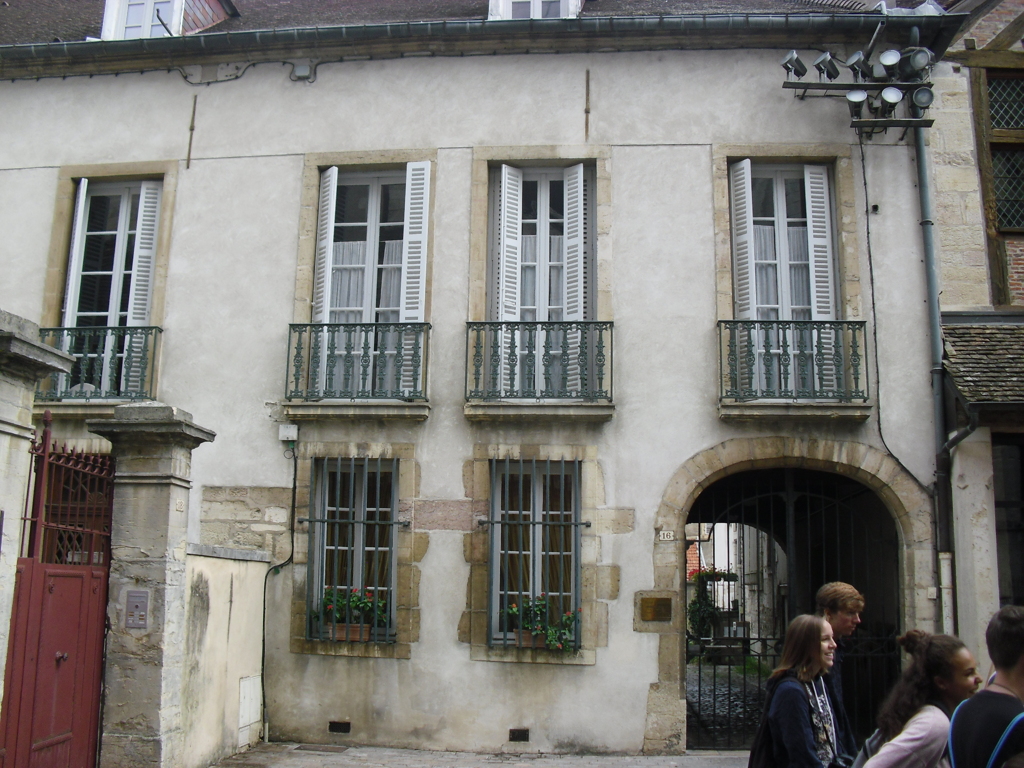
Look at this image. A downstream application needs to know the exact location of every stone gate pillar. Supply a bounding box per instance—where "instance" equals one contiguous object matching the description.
[88,403,214,768]
[0,310,73,712]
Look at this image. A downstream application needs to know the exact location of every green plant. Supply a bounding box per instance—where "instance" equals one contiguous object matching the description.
[502,594,581,653]
[319,587,388,627]
[687,591,719,639]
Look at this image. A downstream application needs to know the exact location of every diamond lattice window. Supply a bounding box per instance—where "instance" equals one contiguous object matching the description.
[989,78,1024,129]
[993,149,1024,230]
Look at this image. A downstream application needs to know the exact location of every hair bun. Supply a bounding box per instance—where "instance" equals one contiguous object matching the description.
[898,629,930,655]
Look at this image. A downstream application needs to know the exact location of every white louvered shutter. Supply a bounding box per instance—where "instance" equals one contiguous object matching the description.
[127,181,161,326]
[122,181,162,394]
[497,165,523,396]
[729,160,758,398]
[729,160,756,321]
[804,165,836,322]
[399,161,431,395]
[313,167,338,324]
[310,167,338,395]
[62,179,90,328]
[563,163,585,396]
[803,165,838,396]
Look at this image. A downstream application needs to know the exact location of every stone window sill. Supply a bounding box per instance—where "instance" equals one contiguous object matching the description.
[718,401,873,422]
[282,401,430,421]
[469,643,596,665]
[463,402,614,423]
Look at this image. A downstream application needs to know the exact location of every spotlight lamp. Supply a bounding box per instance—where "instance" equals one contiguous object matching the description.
[880,86,904,117]
[845,51,872,80]
[781,50,808,80]
[899,47,934,81]
[813,51,841,81]
[911,86,935,110]
[846,89,869,119]
[879,49,901,78]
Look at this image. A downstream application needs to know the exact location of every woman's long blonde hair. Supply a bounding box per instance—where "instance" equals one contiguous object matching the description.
[770,614,830,683]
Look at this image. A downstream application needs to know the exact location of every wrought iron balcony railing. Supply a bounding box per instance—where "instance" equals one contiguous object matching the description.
[37,326,161,401]
[718,320,868,402]
[286,323,430,401]
[466,321,613,401]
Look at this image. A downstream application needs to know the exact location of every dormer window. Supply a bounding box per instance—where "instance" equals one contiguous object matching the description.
[102,0,181,39]
[488,0,583,20]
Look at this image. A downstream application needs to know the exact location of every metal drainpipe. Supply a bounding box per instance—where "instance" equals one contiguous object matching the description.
[913,111,956,634]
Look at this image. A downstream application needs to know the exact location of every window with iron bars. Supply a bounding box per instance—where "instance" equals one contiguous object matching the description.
[307,458,400,643]
[488,459,583,651]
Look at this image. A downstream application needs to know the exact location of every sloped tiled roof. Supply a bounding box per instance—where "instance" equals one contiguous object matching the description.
[943,323,1024,403]
[0,0,955,46]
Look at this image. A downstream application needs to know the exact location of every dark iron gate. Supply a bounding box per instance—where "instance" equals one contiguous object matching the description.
[684,468,901,751]
[0,414,113,768]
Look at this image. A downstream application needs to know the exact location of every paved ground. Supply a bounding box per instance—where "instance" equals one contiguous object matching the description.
[212,743,749,768]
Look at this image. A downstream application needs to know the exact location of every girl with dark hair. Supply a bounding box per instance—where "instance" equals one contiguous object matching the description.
[748,614,839,768]
[864,630,981,767]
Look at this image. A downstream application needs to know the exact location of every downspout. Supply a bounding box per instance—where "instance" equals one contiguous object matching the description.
[911,55,956,633]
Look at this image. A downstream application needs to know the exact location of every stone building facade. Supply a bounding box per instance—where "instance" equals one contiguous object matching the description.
[0,0,1010,765]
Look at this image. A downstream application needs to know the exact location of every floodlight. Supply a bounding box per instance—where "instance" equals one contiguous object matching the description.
[879,49,901,78]
[880,86,904,117]
[911,86,934,109]
[813,52,841,81]
[899,48,934,80]
[845,51,872,80]
[781,50,808,79]
[846,89,869,118]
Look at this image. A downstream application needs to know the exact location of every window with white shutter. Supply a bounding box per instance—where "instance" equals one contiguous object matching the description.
[112,0,181,38]
[488,0,583,20]
[729,163,836,322]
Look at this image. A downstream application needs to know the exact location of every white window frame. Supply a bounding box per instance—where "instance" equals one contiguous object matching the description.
[488,459,581,648]
[730,160,837,322]
[102,0,183,39]
[488,0,583,20]
[313,162,430,326]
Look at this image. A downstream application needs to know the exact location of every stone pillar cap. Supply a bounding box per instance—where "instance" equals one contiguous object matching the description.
[0,309,74,383]
[88,401,216,448]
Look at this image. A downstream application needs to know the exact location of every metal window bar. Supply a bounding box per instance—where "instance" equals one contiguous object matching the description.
[683,468,900,751]
[286,323,430,401]
[466,321,612,401]
[481,458,587,651]
[305,457,404,644]
[718,320,867,402]
[36,326,161,401]
[22,412,114,566]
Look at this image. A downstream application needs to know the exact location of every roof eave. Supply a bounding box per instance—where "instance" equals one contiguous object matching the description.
[0,12,969,80]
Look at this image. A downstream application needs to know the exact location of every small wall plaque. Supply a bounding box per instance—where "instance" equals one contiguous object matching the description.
[126,590,149,629]
[640,597,672,622]
[657,530,675,541]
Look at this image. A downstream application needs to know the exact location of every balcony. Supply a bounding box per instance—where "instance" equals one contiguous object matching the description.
[283,323,430,421]
[464,321,614,422]
[36,326,161,402]
[717,320,871,421]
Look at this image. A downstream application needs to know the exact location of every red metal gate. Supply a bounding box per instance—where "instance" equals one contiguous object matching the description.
[0,413,113,768]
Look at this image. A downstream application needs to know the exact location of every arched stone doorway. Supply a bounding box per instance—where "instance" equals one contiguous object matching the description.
[684,468,900,750]
[640,437,934,755]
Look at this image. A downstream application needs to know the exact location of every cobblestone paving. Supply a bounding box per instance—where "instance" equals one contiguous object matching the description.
[212,743,749,768]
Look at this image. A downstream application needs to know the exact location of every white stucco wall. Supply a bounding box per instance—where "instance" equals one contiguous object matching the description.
[0,45,950,753]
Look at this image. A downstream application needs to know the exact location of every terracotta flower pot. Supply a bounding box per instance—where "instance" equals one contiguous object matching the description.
[329,623,372,642]
[512,630,548,649]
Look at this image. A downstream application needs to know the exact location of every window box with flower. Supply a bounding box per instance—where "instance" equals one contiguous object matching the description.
[501,594,582,653]
[317,587,390,643]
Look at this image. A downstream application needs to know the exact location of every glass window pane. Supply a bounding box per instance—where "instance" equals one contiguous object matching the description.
[549,180,564,219]
[784,178,806,219]
[752,178,774,219]
[380,184,406,224]
[522,181,538,221]
[77,275,112,316]
[87,195,121,233]
[337,185,370,224]
[511,1,531,18]
[82,235,117,273]
[541,0,561,17]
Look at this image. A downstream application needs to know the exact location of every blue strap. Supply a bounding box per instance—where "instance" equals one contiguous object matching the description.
[986,712,1024,768]
[948,700,967,768]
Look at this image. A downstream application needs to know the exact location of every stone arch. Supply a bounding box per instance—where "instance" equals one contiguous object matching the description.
[642,436,935,754]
